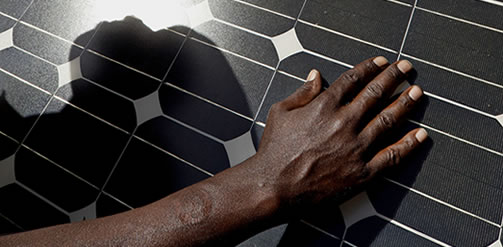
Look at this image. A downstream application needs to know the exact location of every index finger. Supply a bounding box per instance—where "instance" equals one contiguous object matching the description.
[318,56,389,107]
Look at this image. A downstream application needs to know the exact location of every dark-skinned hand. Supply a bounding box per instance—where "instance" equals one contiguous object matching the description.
[252,56,427,212]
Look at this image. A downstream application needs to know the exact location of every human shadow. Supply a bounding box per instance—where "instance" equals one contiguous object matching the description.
[0,16,259,238]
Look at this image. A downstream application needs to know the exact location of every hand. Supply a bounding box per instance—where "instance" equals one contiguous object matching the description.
[253,57,428,212]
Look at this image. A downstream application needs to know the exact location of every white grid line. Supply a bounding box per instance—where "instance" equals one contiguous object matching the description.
[95,127,138,202]
[385,0,413,7]
[0,212,24,231]
[300,219,342,241]
[0,11,17,21]
[165,28,189,38]
[401,53,503,89]
[17,20,85,49]
[10,0,35,30]
[20,144,101,191]
[157,29,192,89]
[339,228,348,247]
[249,0,308,126]
[15,181,70,216]
[81,77,134,103]
[86,49,162,82]
[378,213,451,246]
[0,66,52,96]
[164,81,255,122]
[133,135,215,177]
[250,64,281,126]
[13,45,57,66]
[384,178,500,227]
[277,70,306,81]
[397,0,418,60]
[303,49,354,69]
[214,18,272,40]
[343,240,358,247]
[52,95,129,134]
[478,0,503,7]
[232,0,296,21]
[188,36,276,70]
[298,19,398,54]
[408,119,502,156]
[12,92,56,156]
[100,191,134,210]
[415,6,503,34]
[424,91,498,119]
[0,130,19,145]
[161,114,223,144]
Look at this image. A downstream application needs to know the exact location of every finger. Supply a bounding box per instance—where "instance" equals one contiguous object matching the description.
[359,85,423,145]
[319,56,388,107]
[348,60,413,120]
[280,69,323,110]
[366,128,428,174]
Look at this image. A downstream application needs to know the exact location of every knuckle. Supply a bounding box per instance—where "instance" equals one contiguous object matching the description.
[356,165,372,181]
[270,102,284,112]
[398,94,413,108]
[363,59,378,72]
[386,66,403,79]
[299,83,312,92]
[404,137,415,148]
[366,82,385,98]
[341,69,360,85]
[377,111,396,129]
[386,148,401,166]
[322,88,341,106]
[313,100,326,113]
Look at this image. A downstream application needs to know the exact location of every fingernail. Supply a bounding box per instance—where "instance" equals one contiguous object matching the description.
[415,128,428,143]
[408,86,423,101]
[373,56,388,67]
[397,60,413,73]
[306,69,318,83]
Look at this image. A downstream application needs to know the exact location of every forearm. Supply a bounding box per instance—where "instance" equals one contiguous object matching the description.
[0,155,281,247]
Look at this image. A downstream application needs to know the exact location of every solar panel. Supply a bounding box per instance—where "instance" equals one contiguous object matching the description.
[0,0,501,246]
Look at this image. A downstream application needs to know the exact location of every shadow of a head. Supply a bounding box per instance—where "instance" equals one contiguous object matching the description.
[61,15,260,187]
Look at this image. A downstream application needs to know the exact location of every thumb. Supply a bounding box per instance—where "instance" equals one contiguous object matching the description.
[281,69,322,110]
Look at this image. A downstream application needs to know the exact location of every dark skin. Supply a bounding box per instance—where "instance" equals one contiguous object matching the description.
[0,57,427,246]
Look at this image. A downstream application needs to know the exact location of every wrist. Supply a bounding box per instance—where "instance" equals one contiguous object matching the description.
[239,154,286,222]
[213,154,283,223]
